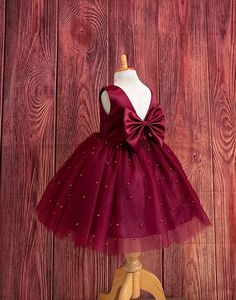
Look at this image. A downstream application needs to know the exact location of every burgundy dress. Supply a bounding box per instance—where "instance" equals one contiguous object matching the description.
[35,84,212,255]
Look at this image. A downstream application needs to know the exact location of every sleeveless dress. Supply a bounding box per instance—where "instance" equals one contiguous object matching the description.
[34,84,212,255]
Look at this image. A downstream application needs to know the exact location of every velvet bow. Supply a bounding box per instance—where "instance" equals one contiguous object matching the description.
[124,104,166,149]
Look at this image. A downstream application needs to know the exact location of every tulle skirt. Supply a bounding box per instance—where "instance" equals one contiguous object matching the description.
[34,132,212,255]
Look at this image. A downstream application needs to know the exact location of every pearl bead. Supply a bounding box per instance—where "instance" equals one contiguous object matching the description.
[76,223,79,226]
[114,160,117,163]
[49,199,52,202]
[156,163,159,167]
[80,173,83,176]
[129,195,132,198]
[60,205,63,208]
[91,152,94,154]
[116,223,119,226]
[127,182,130,185]
[97,213,100,217]
[58,181,62,184]
[147,148,150,151]
[140,224,143,227]
[69,184,72,187]
[82,151,85,154]
[105,161,110,164]
[192,200,195,203]
[148,196,151,198]
[95,181,99,184]
[105,185,108,188]
[175,179,179,183]
[92,234,95,237]
[82,195,86,198]
[92,146,95,149]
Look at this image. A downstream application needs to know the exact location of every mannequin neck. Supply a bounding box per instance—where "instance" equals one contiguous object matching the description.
[114,70,142,86]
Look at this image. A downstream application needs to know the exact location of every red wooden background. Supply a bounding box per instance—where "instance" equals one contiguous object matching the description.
[0,1,235,299]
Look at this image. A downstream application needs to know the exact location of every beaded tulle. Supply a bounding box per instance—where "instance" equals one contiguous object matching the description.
[34,84,212,255]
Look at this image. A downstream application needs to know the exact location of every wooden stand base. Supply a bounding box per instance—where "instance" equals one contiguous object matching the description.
[98,252,166,300]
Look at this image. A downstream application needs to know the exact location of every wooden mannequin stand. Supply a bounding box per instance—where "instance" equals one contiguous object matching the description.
[99,252,166,300]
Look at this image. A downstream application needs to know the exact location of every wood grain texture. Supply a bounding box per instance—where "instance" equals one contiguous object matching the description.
[159,1,217,300]
[158,1,216,299]
[0,0,235,299]
[207,0,236,298]
[0,0,57,299]
[53,1,109,300]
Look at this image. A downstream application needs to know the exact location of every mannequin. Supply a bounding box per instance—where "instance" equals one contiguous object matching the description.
[100,70,152,121]
[99,54,166,300]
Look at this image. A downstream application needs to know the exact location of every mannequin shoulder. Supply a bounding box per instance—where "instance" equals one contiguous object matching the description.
[100,89,111,114]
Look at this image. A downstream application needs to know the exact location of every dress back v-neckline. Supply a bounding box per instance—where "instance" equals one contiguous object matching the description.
[112,84,153,121]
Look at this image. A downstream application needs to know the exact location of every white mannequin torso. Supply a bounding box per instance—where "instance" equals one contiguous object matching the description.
[100,70,151,121]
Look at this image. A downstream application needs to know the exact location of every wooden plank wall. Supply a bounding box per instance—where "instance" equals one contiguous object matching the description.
[0,0,235,299]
